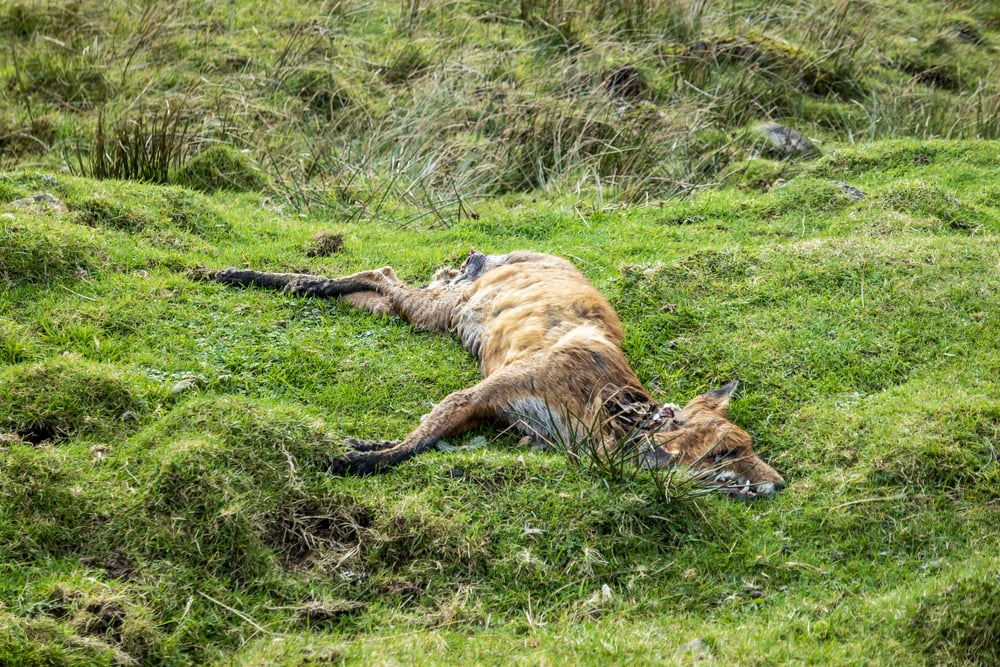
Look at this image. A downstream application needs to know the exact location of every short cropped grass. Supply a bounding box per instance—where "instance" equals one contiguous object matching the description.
[2,2,999,664]
[0,138,997,664]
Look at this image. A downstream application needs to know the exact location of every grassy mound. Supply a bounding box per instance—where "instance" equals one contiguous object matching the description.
[904,558,1000,665]
[176,145,267,194]
[1,0,999,208]
[0,139,996,663]
[0,213,97,285]
[0,356,150,443]
[72,186,230,237]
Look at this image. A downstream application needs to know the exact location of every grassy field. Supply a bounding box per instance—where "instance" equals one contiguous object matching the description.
[3,0,1000,204]
[2,1,1000,665]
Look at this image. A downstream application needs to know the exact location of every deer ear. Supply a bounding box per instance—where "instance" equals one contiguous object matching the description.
[700,380,739,415]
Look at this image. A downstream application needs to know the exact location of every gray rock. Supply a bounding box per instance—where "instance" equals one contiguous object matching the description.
[9,192,68,213]
[755,122,818,157]
[834,181,865,200]
[675,637,712,659]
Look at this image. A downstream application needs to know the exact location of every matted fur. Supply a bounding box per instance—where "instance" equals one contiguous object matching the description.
[214,250,784,499]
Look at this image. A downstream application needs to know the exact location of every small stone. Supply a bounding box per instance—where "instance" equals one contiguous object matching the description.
[754,122,818,157]
[834,181,866,201]
[675,638,712,658]
[170,377,200,395]
[9,192,68,213]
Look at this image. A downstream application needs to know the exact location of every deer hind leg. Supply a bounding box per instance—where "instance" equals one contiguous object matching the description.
[214,266,459,330]
[214,266,401,299]
[331,368,528,475]
[213,265,401,316]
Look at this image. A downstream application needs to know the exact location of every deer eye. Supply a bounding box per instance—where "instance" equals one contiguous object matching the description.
[714,449,738,463]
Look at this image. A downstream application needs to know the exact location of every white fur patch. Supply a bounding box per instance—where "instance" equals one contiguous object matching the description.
[455,306,487,359]
[503,397,570,446]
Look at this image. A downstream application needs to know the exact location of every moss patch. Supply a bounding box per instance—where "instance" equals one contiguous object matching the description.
[0,357,149,442]
[0,214,97,285]
[175,145,267,194]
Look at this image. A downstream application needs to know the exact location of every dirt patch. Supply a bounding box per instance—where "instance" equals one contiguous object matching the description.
[267,498,373,570]
[295,599,367,628]
[305,231,345,257]
[81,550,136,580]
[18,422,61,444]
[79,599,127,640]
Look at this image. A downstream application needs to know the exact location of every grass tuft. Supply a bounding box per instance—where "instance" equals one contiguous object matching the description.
[176,145,267,194]
[904,559,1000,665]
[0,357,148,443]
[10,51,112,110]
[1,0,999,206]
[72,105,194,184]
[382,44,433,85]
[282,67,354,120]
[304,231,346,257]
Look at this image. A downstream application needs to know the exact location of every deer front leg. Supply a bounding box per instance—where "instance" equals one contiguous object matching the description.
[343,438,398,452]
[330,368,529,475]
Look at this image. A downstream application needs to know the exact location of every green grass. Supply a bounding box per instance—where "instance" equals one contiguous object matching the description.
[1,138,998,664]
[2,0,999,664]
[2,0,1000,204]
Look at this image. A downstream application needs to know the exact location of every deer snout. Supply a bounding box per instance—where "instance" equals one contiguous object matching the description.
[753,477,786,498]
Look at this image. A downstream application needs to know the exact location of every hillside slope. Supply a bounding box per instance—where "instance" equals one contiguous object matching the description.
[2,0,1000,204]
[3,1,999,664]
[1,139,998,665]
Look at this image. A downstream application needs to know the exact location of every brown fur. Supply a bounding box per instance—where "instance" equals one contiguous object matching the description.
[214,250,785,499]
